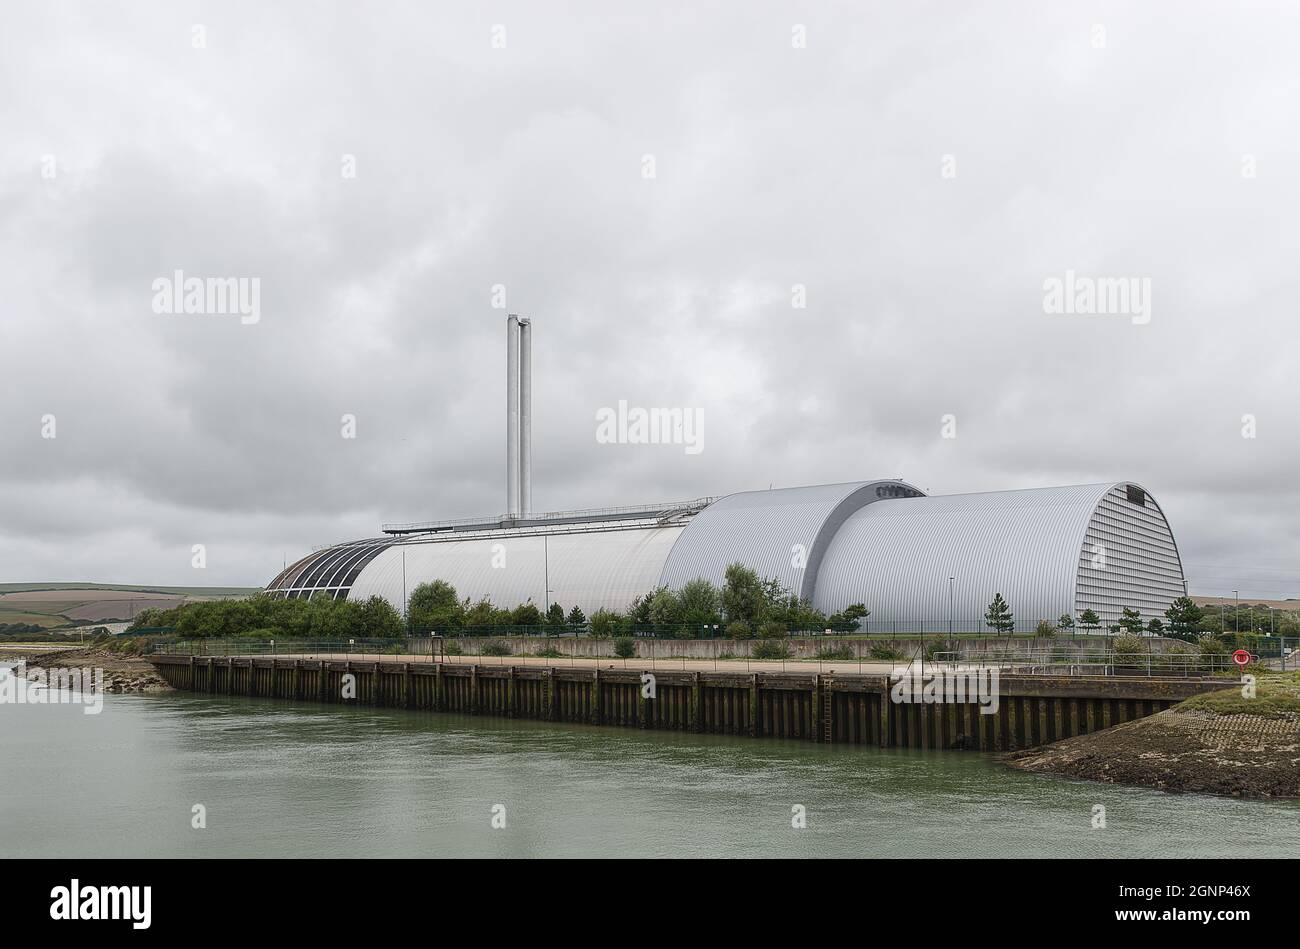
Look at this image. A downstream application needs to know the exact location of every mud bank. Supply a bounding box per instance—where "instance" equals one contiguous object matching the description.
[11,646,172,694]
[1005,676,1300,798]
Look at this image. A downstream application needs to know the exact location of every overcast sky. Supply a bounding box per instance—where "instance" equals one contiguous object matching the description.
[1,2,1297,598]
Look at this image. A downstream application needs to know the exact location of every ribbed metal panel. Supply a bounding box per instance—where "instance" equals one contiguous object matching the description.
[347,525,685,615]
[1075,483,1184,623]
[658,480,924,601]
[813,483,1137,630]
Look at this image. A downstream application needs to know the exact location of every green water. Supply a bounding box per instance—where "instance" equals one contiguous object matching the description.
[3,686,1298,858]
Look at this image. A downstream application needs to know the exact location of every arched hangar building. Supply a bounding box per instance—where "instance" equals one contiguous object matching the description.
[266,479,1186,632]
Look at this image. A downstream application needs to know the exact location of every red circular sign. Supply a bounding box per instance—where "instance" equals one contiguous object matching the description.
[1232,649,1251,667]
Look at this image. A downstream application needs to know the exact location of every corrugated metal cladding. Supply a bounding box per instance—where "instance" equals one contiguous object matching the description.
[267,479,1184,627]
[346,526,685,615]
[1075,484,1184,621]
[657,481,925,601]
[812,483,1184,629]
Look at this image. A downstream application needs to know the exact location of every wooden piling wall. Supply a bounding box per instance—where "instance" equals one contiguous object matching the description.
[149,655,1226,751]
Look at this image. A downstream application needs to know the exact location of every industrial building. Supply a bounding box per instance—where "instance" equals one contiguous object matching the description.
[265,318,1186,630]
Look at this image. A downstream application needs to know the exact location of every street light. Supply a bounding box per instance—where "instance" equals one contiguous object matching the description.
[948,577,955,638]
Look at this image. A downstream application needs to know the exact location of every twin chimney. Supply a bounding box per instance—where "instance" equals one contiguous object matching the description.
[506,315,532,517]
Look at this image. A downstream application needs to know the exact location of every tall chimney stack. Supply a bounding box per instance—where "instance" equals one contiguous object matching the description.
[518,317,532,516]
[506,315,521,516]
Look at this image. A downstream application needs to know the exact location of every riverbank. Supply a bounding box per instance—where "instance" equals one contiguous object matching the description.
[12,645,172,693]
[1005,672,1300,798]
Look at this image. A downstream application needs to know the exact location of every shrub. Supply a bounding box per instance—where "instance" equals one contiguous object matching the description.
[727,620,753,641]
[1111,634,1146,670]
[480,640,511,657]
[613,637,636,659]
[752,639,790,660]
[536,647,563,658]
[1034,620,1057,639]
[869,643,905,661]
[923,639,959,662]
[757,620,787,640]
[443,640,463,656]
[815,646,854,661]
[1112,633,1145,656]
[1199,636,1229,655]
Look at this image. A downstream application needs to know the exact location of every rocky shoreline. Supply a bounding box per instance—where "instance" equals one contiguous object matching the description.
[10,646,172,694]
[1005,680,1300,798]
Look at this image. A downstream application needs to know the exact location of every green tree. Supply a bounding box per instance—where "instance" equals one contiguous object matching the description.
[1163,596,1204,642]
[627,591,655,628]
[1146,617,1165,637]
[827,603,869,633]
[984,593,1014,633]
[1079,608,1101,632]
[1058,613,1075,631]
[1118,607,1144,635]
[722,563,766,626]
[589,609,620,639]
[765,593,828,633]
[463,597,503,628]
[546,603,566,628]
[510,603,543,627]
[648,587,683,627]
[677,577,722,630]
[357,595,404,639]
[407,580,464,630]
[566,605,586,627]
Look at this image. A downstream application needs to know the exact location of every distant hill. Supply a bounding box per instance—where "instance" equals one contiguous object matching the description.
[1191,595,1300,611]
[0,582,260,596]
[0,583,261,628]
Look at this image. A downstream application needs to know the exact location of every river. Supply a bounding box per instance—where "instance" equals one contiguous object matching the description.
[3,683,1297,858]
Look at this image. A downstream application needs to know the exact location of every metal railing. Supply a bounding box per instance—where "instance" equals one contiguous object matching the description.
[144,636,1284,681]
[929,649,1246,677]
[149,638,441,660]
[381,497,718,535]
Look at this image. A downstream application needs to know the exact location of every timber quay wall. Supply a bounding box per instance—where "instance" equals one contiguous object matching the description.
[148,655,1227,752]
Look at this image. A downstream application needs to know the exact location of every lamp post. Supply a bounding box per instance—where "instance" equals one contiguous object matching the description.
[948,577,955,638]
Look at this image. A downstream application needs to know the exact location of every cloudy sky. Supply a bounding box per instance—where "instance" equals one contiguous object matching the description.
[1,1,1297,598]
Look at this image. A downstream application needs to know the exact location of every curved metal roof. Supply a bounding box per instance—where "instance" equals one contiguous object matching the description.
[265,480,1184,630]
[346,525,685,615]
[265,537,397,599]
[812,482,1182,630]
[657,480,925,601]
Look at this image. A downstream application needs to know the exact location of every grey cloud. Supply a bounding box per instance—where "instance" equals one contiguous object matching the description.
[0,1,1297,595]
